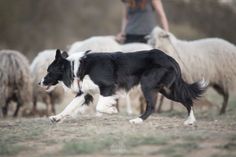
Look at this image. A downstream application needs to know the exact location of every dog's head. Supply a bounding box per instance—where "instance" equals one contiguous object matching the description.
[40,49,71,91]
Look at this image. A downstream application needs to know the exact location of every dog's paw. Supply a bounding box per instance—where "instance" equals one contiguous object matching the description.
[184,118,196,126]
[129,117,143,124]
[107,107,118,114]
[49,115,62,124]
[98,106,118,114]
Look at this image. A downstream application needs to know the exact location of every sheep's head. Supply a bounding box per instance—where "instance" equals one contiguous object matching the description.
[147,27,172,53]
[40,49,70,92]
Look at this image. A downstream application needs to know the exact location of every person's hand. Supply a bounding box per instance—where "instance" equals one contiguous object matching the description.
[115,32,125,44]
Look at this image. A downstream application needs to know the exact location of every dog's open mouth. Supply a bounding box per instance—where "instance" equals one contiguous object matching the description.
[45,85,51,90]
[41,84,53,92]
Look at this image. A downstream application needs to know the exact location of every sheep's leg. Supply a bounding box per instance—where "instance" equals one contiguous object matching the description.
[0,108,2,118]
[2,104,9,117]
[116,98,120,112]
[220,93,229,115]
[156,94,164,113]
[32,96,37,114]
[212,84,229,114]
[49,93,56,115]
[139,95,146,114]
[51,102,56,115]
[2,99,10,117]
[13,102,22,117]
[126,92,133,115]
[44,95,53,116]
[169,101,174,111]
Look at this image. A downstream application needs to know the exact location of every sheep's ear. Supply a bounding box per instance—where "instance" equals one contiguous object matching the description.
[62,51,69,58]
[55,49,62,59]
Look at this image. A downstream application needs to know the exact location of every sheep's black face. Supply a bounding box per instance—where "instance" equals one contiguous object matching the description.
[40,49,70,91]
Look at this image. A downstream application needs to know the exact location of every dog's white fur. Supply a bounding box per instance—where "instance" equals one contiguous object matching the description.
[184,108,196,125]
[49,74,118,123]
[129,117,143,124]
[67,52,87,78]
[96,95,118,114]
[49,93,87,123]
[49,75,99,123]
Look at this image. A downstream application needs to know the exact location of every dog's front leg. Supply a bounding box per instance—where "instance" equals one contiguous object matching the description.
[80,75,118,114]
[49,93,87,123]
[49,75,101,123]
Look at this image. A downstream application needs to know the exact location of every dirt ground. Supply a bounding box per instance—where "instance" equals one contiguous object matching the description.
[1,91,236,157]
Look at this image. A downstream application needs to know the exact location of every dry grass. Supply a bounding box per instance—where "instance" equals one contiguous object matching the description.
[1,90,236,157]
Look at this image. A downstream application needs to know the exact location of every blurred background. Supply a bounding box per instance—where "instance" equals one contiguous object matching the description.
[1,1,236,157]
[0,0,236,60]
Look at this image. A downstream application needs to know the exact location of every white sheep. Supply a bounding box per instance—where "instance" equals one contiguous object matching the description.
[68,36,121,54]
[148,26,236,114]
[31,50,65,115]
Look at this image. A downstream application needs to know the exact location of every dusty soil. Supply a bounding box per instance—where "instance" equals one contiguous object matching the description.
[1,89,236,157]
[1,104,236,157]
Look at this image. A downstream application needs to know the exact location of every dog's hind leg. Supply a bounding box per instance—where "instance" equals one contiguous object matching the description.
[130,89,157,124]
[184,106,196,125]
[130,68,166,124]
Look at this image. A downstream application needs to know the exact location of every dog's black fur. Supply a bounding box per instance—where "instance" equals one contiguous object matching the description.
[43,49,206,121]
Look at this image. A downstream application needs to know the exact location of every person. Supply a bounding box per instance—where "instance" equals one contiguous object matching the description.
[116,0,169,43]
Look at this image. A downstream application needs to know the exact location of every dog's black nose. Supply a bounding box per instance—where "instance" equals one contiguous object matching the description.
[38,82,41,85]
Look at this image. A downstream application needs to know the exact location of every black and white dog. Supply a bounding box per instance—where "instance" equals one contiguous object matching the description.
[41,49,207,125]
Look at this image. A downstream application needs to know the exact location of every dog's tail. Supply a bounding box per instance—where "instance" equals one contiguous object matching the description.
[174,78,208,105]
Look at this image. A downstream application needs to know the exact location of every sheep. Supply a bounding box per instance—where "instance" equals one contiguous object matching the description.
[68,36,153,114]
[0,50,32,117]
[148,26,236,114]
[31,49,64,116]
[68,36,121,54]
[121,42,153,52]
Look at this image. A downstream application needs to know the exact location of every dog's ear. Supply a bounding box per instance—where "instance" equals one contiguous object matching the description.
[85,50,91,55]
[55,49,62,59]
[80,50,91,61]
[62,68,73,88]
[62,51,69,58]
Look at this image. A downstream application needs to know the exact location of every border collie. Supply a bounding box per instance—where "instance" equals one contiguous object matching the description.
[40,49,207,125]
